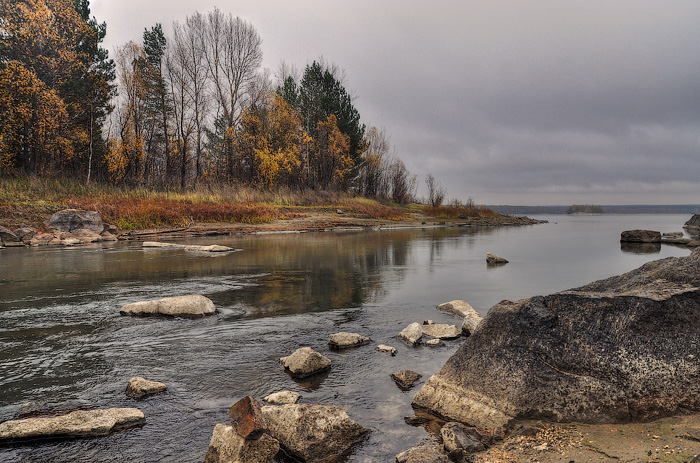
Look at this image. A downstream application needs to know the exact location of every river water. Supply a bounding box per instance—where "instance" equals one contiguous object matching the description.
[0,214,695,462]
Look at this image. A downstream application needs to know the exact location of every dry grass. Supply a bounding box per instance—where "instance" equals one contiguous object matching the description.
[423,205,500,219]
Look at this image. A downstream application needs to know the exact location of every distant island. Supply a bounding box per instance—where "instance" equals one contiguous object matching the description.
[566,204,604,214]
[487,204,700,215]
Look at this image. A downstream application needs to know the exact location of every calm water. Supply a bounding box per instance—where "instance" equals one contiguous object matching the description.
[0,214,695,462]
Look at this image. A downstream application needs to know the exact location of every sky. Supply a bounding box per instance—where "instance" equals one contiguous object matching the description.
[90,1,700,206]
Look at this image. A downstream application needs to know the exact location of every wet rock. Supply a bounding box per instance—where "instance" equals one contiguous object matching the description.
[396,443,450,463]
[0,408,144,442]
[61,237,81,246]
[413,247,700,428]
[328,332,371,349]
[125,376,167,398]
[71,228,102,243]
[391,370,422,391]
[261,404,369,462]
[204,423,280,463]
[486,253,508,264]
[661,236,691,245]
[684,214,700,231]
[228,396,267,440]
[262,391,300,405]
[377,344,398,355]
[279,347,331,378]
[620,229,661,243]
[421,324,462,340]
[663,231,684,238]
[437,300,475,318]
[46,209,104,234]
[398,323,423,346]
[425,339,444,347]
[441,422,485,454]
[120,294,217,317]
[142,241,235,252]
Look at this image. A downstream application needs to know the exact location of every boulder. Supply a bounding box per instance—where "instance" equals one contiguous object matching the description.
[279,347,331,378]
[328,332,371,349]
[437,300,476,318]
[377,344,398,356]
[391,370,422,391]
[0,408,144,442]
[486,253,508,264]
[684,214,700,230]
[440,422,485,454]
[261,404,369,462]
[398,323,423,346]
[204,423,280,463]
[228,396,267,440]
[71,228,102,243]
[421,324,462,340]
[413,247,700,429]
[0,225,19,243]
[262,391,300,405]
[46,209,104,234]
[125,376,167,398]
[396,443,450,463]
[620,229,661,243]
[30,233,55,247]
[14,227,36,243]
[120,295,217,317]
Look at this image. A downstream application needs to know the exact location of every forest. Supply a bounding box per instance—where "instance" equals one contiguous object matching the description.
[0,0,417,203]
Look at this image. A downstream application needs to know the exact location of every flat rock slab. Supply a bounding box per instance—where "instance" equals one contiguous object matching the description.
[261,404,369,462]
[120,294,217,317]
[204,424,279,463]
[279,347,331,378]
[398,323,423,346]
[391,370,422,391]
[0,408,144,442]
[620,229,661,243]
[142,241,235,252]
[262,391,300,405]
[328,332,371,349]
[421,324,462,339]
[125,377,167,398]
[437,300,475,318]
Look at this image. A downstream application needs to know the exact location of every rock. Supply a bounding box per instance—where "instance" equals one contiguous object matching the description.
[396,443,450,463]
[71,228,102,243]
[486,253,508,264]
[120,294,217,317]
[104,223,118,235]
[204,423,280,463]
[328,332,371,349]
[3,241,26,247]
[461,315,483,336]
[61,237,81,246]
[279,347,331,378]
[0,408,144,442]
[423,320,434,325]
[100,231,118,241]
[620,229,661,243]
[689,240,700,248]
[437,300,475,318]
[46,209,104,234]
[398,322,423,346]
[228,396,267,440]
[125,376,167,398]
[663,231,684,238]
[262,391,300,405]
[421,324,462,340]
[142,241,235,252]
[413,247,700,429]
[261,404,369,462]
[440,422,486,454]
[30,233,55,247]
[0,225,19,243]
[377,344,398,356]
[661,236,691,245]
[391,370,422,391]
[14,227,36,243]
[684,214,700,230]
[425,339,444,347]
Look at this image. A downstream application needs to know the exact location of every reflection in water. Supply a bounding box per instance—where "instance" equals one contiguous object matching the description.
[620,242,661,254]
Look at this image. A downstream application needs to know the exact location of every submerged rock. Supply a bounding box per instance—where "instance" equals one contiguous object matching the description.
[391,370,422,391]
[413,247,700,429]
[46,209,104,234]
[262,391,300,405]
[486,253,508,264]
[377,344,398,355]
[261,404,369,462]
[398,323,423,346]
[279,347,331,378]
[620,229,661,243]
[204,423,279,463]
[0,408,144,442]
[421,324,462,340]
[125,377,167,398]
[328,332,371,349]
[120,294,217,317]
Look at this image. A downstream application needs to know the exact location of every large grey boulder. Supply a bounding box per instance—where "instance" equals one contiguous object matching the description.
[46,209,104,234]
[413,247,700,429]
[620,229,661,243]
[279,347,331,378]
[204,423,280,463]
[120,295,216,317]
[261,404,369,462]
[0,408,144,442]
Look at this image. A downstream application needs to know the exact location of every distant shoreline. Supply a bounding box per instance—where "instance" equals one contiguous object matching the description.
[487,204,700,215]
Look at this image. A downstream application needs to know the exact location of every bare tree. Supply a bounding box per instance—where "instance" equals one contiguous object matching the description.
[389,159,416,204]
[426,173,446,207]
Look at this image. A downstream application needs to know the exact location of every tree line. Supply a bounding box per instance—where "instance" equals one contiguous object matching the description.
[0,1,418,203]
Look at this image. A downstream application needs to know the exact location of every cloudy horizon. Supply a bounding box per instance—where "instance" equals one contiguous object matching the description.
[91,0,700,206]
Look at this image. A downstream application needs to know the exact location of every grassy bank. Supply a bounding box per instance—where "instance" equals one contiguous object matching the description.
[0,176,498,232]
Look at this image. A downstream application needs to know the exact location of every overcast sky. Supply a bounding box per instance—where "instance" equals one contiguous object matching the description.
[91,1,700,205]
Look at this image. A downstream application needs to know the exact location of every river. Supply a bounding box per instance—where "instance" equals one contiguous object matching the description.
[0,214,695,462]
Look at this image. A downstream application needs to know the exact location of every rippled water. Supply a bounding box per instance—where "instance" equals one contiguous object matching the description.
[0,214,694,462]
